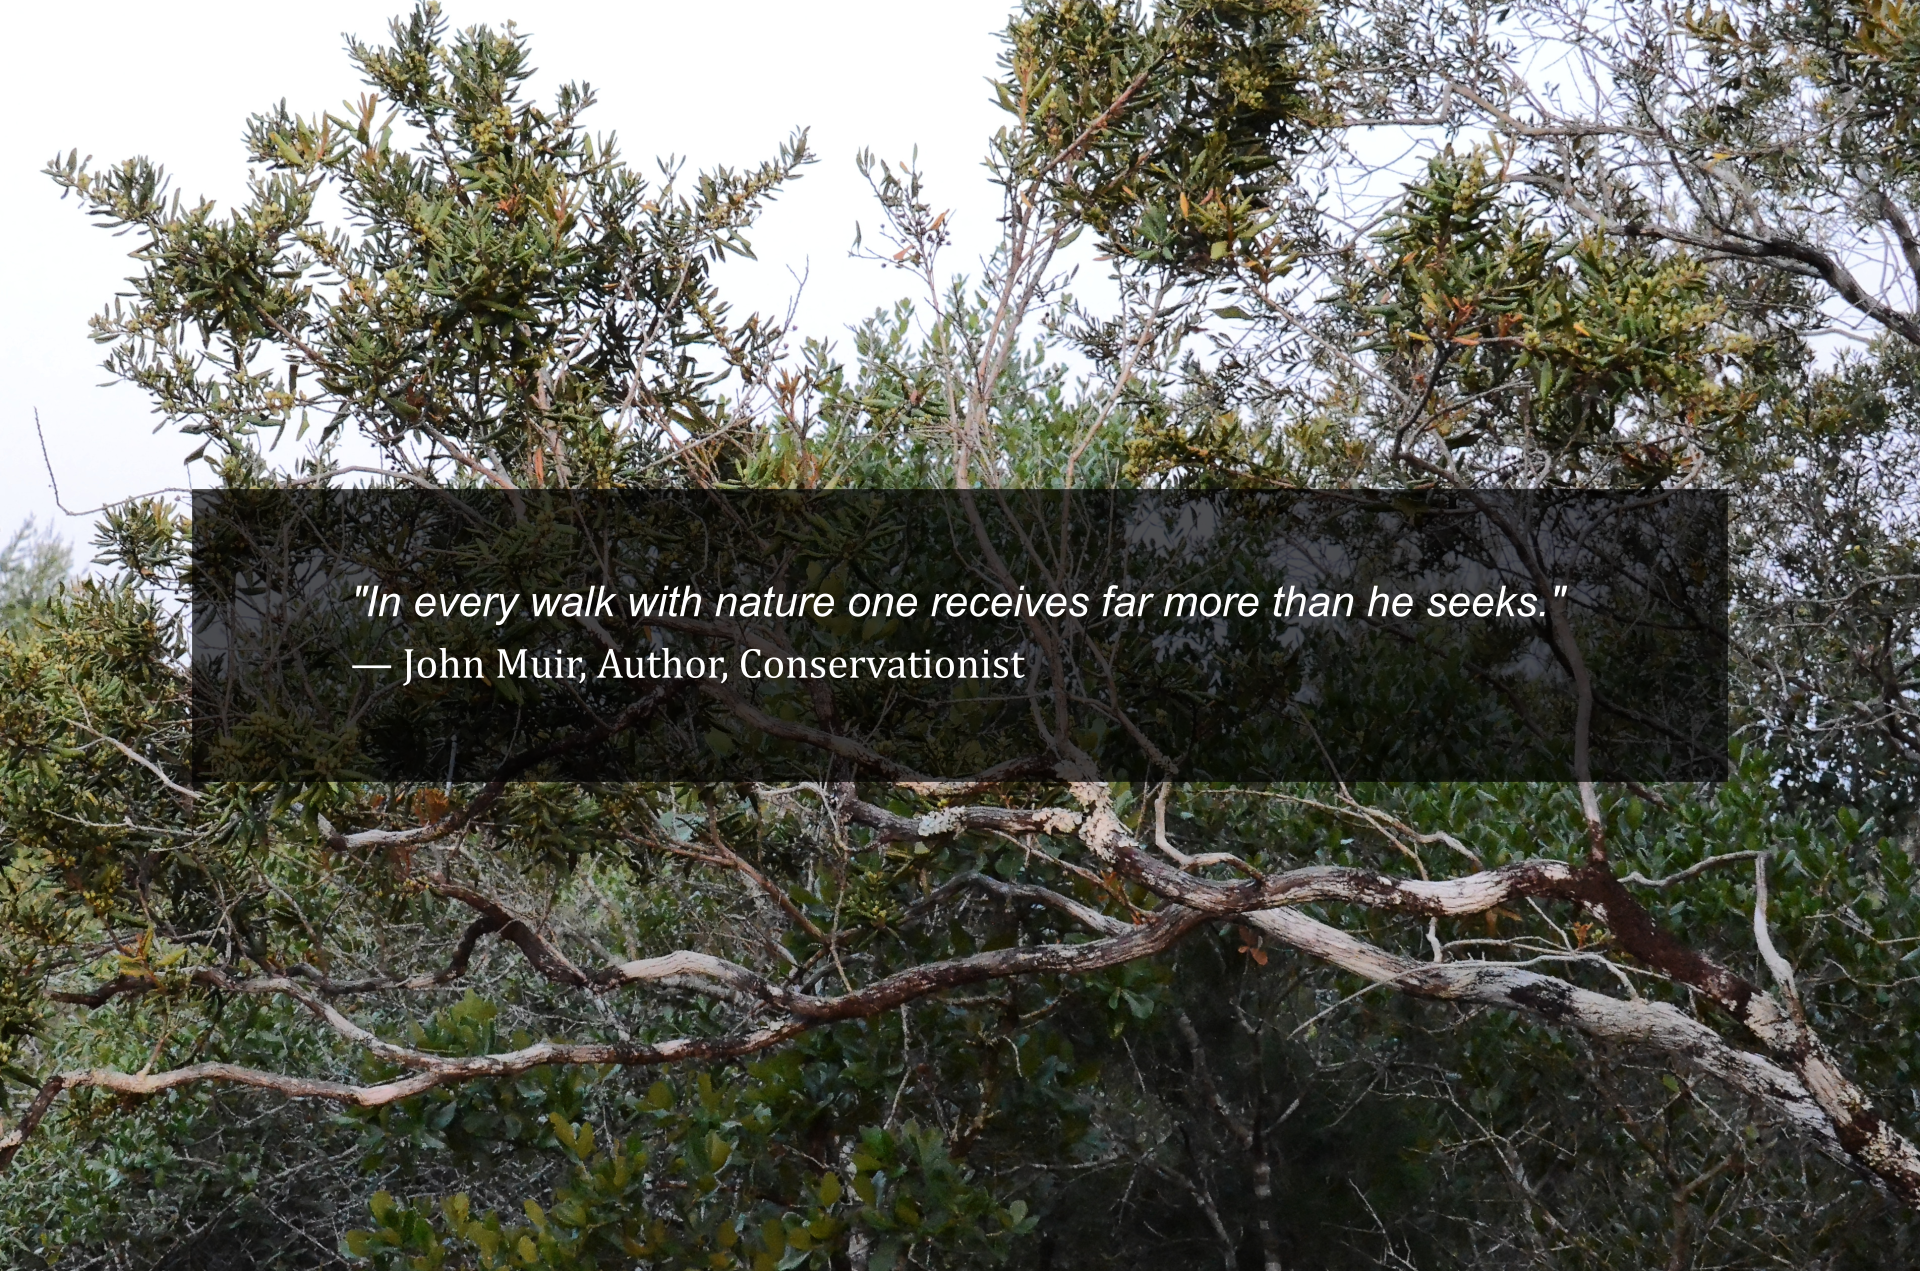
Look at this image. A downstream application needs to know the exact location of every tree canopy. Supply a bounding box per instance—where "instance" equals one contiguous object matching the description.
[4,2,1920,1268]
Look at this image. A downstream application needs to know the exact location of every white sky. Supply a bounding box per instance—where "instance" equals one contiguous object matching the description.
[1,1,1021,553]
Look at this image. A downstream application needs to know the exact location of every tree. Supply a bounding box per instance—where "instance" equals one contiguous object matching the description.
[45,3,809,492]
[0,519,71,640]
[6,2,1920,1268]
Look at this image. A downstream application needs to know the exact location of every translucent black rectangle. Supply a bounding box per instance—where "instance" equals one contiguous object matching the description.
[190,489,1728,783]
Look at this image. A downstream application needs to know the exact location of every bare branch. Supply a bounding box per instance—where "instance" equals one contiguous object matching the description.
[1621,851,1768,889]
[5,904,1208,1171]
[66,721,196,802]
[1624,221,1920,347]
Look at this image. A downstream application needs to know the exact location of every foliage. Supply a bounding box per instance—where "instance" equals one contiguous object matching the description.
[45,2,808,491]
[349,1075,1031,1271]
[1002,0,1324,276]
[0,519,72,640]
[6,0,1920,1267]
[1731,341,1920,815]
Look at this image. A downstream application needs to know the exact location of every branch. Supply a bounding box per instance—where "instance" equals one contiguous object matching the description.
[324,687,671,852]
[842,794,1085,843]
[46,914,505,1009]
[1624,220,1920,347]
[912,871,1133,937]
[1876,189,1920,300]
[0,1028,804,1172]
[1621,851,1766,889]
[693,821,830,944]
[1247,906,1845,1161]
[427,880,592,987]
[2,906,1208,1171]
[1752,855,1804,1021]
[66,721,196,802]
[1064,781,1920,1206]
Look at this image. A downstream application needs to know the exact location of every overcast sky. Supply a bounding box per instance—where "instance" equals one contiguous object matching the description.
[2,1,1021,551]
